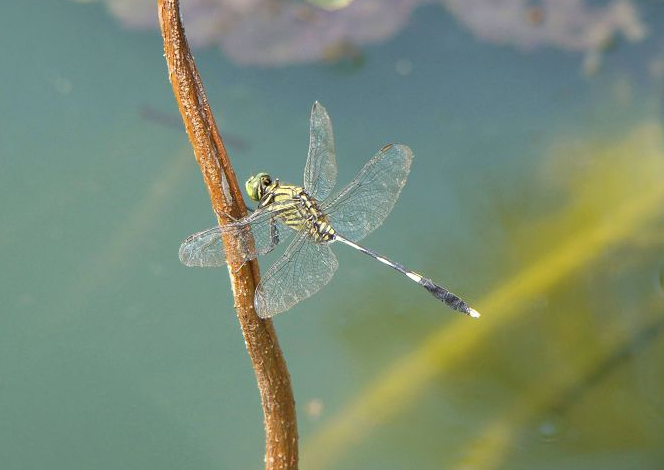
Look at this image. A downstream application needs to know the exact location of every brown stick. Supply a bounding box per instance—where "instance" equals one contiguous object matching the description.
[157,2,298,469]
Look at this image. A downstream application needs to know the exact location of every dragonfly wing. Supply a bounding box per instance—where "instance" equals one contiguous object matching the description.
[254,231,338,318]
[179,205,294,267]
[303,102,337,201]
[322,144,413,242]
[179,225,227,267]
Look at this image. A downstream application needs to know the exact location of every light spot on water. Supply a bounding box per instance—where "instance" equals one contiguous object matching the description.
[305,398,324,420]
[150,263,165,276]
[538,417,561,442]
[52,75,72,94]
[395,58,412,76]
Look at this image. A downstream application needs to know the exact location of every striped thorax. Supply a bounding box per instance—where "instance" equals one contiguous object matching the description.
[246,173,336,243]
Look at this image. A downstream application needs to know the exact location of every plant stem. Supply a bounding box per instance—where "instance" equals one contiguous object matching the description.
[157,2,298,469]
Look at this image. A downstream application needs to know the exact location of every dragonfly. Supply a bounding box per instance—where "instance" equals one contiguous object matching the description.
[179,102,479,319]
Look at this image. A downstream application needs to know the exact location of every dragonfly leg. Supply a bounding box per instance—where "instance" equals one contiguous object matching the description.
[214,207,254,223]
[213,207,239,223]
[231,221,279,273]
[269,218,280,248]
[232,219,282,274]
[253,218,281,257]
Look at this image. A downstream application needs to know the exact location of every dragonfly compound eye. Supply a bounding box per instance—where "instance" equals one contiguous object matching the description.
[245,172,272,201]
[245,175,260,201]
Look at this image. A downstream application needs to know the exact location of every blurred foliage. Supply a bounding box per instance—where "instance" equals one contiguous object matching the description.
[302,122,664,470]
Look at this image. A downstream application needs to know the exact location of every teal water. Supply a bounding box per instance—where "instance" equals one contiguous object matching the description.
[1,1,664,469]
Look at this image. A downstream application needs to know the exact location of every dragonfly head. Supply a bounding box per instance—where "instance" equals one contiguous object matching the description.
[245,173,273,202]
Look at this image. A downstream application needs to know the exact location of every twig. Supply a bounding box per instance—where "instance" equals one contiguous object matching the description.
[157,2,298,469]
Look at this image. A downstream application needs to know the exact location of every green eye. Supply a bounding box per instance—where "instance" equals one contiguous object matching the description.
[245,176,260,201]
[245,173,272,201]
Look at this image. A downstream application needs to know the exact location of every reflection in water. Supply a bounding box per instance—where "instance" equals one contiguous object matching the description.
[444,0,646,76]
[547,317,664,418]
[106,0,417,66]
[306,0,357,11]
[321,39,365,73]
[301,122,664,470]
[103,0,647,69]
[138,105,250,152]
[305,398,325,420]
[452,305,664,470]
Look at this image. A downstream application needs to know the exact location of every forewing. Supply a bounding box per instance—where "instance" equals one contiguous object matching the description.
[303,101,337,201]
[178,205,294,267]
[254,231,339,318]
[322,144,413,242]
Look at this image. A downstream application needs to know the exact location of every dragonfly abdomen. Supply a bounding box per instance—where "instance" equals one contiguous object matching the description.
[308,218,335,243]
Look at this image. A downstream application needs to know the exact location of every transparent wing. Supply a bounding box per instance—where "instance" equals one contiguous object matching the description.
[178,203,295,267]
[321,144,413,242]
[254,230,339,318]
[303,101,337,201]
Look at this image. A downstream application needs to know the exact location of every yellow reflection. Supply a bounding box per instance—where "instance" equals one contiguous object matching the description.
[451,310,664,470]
[306,0,356,11]
[301,122,664,470]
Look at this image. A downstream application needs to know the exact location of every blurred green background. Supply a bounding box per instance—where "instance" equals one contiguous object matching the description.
[1,1,664,469]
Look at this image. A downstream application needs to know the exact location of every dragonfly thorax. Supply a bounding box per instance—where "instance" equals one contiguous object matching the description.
[259,181,336,244]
